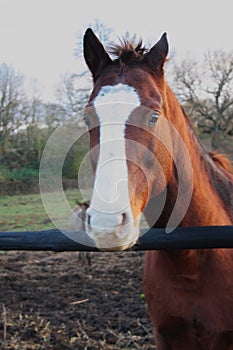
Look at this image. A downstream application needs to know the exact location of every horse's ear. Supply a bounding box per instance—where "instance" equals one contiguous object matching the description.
[84,28,112,81]
[145,33,168,75]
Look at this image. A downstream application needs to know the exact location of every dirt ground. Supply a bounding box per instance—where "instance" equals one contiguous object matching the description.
[0,250,156,349]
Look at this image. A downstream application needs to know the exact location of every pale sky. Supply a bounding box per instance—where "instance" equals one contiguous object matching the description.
[0,0,232,101]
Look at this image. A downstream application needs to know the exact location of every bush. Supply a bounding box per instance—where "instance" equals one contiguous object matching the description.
[0,167,38,183]
[0,167,39,195]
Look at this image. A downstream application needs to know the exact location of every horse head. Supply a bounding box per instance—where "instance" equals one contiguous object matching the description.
[83,29,173,250]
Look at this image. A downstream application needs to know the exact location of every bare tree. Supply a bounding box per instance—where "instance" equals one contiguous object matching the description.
[171,50,233,148]
[56,71,90,122]
[205,50,233,140]
[74,18,113,58]
[57,20,113,122]
[0,63,27,159]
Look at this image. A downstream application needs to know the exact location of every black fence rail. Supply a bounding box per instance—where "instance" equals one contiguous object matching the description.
[0,226,233,251]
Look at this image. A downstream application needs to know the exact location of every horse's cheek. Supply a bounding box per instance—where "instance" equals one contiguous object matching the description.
[151,145,173,196]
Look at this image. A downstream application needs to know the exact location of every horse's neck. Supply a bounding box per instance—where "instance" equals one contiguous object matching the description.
[166,91,233,227]
[169,156,233,227]
[144,104,233,228]
[146,87,233,278]
[149,149,233,279]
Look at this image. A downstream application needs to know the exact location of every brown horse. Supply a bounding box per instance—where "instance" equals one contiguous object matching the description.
[83,28,233,349]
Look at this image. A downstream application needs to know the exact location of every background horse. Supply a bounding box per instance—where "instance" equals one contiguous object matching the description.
[69,201,92,266]
[83,28,233,349]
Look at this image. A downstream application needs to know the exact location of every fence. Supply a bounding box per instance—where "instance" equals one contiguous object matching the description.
[0,226,233,251]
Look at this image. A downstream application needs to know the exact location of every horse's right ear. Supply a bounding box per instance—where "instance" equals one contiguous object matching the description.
[83,28,112,81]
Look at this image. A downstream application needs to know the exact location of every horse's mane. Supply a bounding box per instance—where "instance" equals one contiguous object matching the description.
[209,152,233,173]
[108,37,147,63]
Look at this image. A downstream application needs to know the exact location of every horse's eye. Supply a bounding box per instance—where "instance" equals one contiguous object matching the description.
[148,112,159,126]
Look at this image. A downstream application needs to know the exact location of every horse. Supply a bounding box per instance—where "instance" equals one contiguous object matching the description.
[69,201,92,266]
[82,28,233,349]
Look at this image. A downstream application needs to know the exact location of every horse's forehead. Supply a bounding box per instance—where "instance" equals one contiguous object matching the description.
[91,68,162,109]
[94,84,140,106]
[93,84,141,124]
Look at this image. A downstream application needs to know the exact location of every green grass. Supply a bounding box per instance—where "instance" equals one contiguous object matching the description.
[0,190,83,232]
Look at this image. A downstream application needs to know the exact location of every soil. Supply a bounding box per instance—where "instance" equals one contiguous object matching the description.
[0,251,156,349]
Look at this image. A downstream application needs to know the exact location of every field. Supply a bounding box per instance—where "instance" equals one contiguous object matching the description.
[0,191,155,349]
[0,191,80,232]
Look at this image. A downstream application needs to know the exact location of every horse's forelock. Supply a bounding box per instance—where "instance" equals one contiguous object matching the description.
[108,37,147,64]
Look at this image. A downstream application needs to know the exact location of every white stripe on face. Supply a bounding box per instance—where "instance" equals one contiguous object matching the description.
[87,84,141,247]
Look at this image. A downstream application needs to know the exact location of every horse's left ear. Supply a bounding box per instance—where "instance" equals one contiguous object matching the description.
[145,33,169,75]
[84,28,112,81]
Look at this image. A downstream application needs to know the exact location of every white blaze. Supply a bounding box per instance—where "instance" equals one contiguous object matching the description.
[88,84,140,234]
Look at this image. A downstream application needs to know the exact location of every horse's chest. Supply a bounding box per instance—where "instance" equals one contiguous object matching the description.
[143,252,233,349]
[146,281,233,349]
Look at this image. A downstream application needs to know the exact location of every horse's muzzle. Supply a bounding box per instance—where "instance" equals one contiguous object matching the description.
[85,208,140,251]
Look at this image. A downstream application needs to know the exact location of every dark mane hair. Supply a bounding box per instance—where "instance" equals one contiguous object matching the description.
[108,37,147,63]
[209,152,233,173]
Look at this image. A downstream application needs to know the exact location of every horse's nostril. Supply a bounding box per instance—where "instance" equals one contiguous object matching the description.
[87,214,91,225]
[122,213,127,226]
[121,212,132,228]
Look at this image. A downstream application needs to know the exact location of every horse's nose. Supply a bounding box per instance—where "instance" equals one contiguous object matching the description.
[86,208,125,236]
[85,207,140,251]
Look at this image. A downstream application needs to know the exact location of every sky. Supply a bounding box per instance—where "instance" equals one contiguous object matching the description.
[0,0,232,101]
